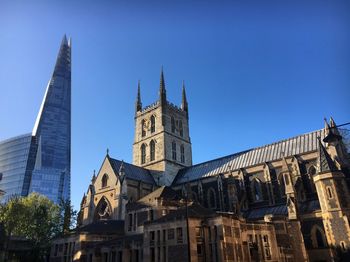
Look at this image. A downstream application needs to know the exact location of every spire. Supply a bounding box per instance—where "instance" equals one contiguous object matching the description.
[329,117,336,128]
[159,67,167,104]
[91,170,96,183]
[329,116,341,136]
[135,80,142,112]
[181,81,188,113]
[318,138,337,173]
[324,117,331,134]
[323,117,342,143]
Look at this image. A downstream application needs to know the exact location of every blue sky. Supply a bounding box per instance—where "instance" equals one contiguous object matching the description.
[1,0,349,209]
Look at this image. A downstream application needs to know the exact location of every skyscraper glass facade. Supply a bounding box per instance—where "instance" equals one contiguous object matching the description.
[0,134,37,203]
[0,36,71,203]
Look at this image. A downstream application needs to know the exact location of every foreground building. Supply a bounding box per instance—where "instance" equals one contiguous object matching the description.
[0,36,72,203]
[51,71,350,262]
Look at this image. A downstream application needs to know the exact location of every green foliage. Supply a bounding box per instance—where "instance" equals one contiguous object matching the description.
[58,198,77,235]
[0,193,63,261]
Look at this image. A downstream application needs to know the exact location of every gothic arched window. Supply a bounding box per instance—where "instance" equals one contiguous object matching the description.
[251,178,263,202]
[171,117,175,133]
[180,144,185,163]
[150,140,155,161]
[94,197,112,221]
[141,144,146,164]
[311,226,327,248]
[179,120,183,137]
[141,119,146,137]
[172,141,177,161]
[207,188,217,209]
[306,166,317,193]
[102,173,108,188]
[150,115,155,133]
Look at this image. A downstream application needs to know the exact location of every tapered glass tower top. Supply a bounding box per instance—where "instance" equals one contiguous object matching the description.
[29,35,72,202]
[0,35,72,203]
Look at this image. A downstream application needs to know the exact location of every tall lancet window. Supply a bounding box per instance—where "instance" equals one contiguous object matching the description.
[172,141,177,161]
[251,178,263,202]
[150,140,155,161]
[141,119,146,137]
[180,144,185,163]
[150,115,155,133]
[171,117,176,133]
[141,144,146,164]
[179,120,183,137]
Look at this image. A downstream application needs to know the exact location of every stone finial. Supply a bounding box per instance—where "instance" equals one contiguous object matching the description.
[91,170,96,183]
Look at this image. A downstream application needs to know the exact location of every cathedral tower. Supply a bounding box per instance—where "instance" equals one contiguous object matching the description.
[132,69,192,185]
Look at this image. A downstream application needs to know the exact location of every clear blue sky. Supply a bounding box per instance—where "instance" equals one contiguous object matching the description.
[1,0,349,209]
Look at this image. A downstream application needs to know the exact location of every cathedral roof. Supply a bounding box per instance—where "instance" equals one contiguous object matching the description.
[109,157,156,184]
[138,186,180,202]
[146,202,216,224]
[244,204,288,220]
[173,128,326,184]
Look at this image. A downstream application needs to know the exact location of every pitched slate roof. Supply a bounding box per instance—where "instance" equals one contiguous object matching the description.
[244,205,288,220]
[138,186,179,202]
[127,186,181,210]
[109,157,156,185]
[146,202,216,224]
[173,129,326,185]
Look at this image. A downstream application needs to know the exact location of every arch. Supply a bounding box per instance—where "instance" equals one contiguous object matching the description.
[171,116,176,133]
[306,165,317,193]
[102,173,109,188]
[278,173,286,198]
[180,144,185,163]
[150,115,156,133]
[172,141,177,161]
[94,197,112,221]
[251,178,263,202]
[207,188,217,209]
[198,181,203,202]
[179,120,183,137]
[141,144,146,164]
[311,225,327,248]
[150,140,155,161]
[141,119,146,137]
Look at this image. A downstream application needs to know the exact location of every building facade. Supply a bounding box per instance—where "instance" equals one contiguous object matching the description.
[51,71,350,262]
[0,36,71,203]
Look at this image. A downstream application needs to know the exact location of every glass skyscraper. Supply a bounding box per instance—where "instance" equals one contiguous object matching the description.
[0,35,71,203]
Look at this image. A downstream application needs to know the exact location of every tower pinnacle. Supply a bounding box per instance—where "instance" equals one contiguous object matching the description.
[181,81,188,114]
[159,67,166,104]
[135,80,142,113]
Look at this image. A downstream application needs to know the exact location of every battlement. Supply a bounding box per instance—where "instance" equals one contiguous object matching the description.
[166,101,184,113]
[140,101,160,114]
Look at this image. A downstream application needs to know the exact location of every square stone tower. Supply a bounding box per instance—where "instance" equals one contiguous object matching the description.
[132,69,192,185]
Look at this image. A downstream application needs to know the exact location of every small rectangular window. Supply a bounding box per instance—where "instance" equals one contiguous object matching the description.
[168,229,175,240]
[176,227,183,243]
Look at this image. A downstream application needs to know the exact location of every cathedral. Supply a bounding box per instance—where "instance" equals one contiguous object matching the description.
[51,70,350,262]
